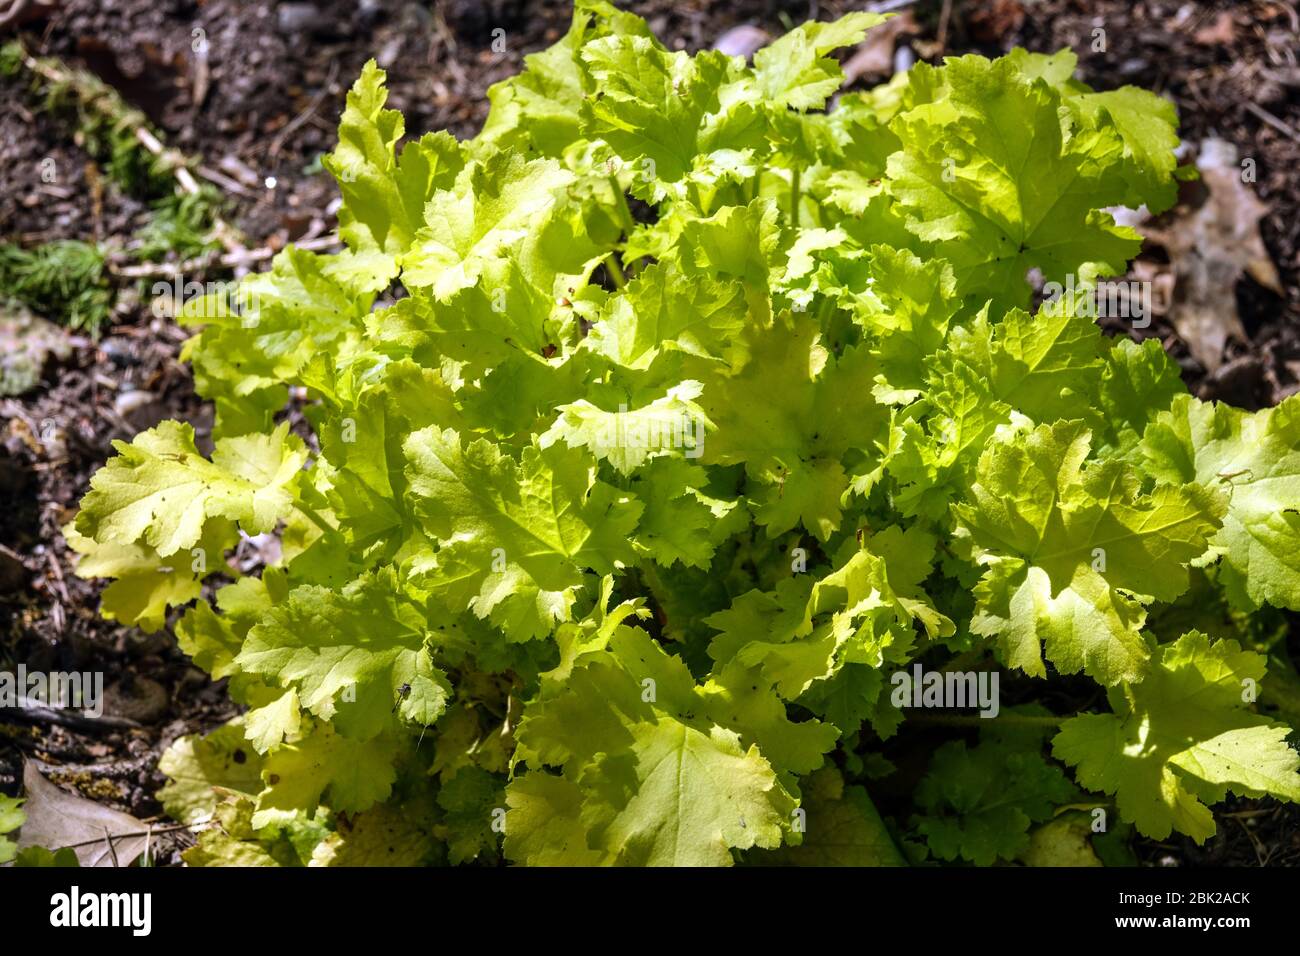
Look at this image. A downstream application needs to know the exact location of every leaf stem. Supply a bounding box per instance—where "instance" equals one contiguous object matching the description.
[605,251,626,288]
[789,167,801,228]
[296,503,337,538]
[608,173,636,238]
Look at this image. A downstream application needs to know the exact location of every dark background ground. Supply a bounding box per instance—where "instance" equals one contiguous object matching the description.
[1,0,1298,866]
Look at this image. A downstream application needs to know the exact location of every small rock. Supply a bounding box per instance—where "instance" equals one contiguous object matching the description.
[277,2,320,35]
[113,389,155,417]
[356,0,385,28]
[713,24,769,60]
[894,45,915,75]
[99,337,135,368]
[113,390,171,433]
[103,677,170,725]
[0,308,71,398]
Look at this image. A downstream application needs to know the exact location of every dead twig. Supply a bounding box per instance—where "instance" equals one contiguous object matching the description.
[110,233,343,280]
[936,0,953,55]
[1,700,142,732]
[45,549,70,605]
[1243,100,1300,143]
[0,0,34,31]
[269,59,339,159]
[21,51,205,196]
[46,823,193,853]
[132,126,202,196]
[196,164,257,198]
[32,754,156,778]
[1233,814,1271,866]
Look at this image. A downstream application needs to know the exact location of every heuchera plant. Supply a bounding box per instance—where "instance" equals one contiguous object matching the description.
[69,2,1300,866]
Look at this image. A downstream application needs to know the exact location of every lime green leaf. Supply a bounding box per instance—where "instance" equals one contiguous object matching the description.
[478,1,655,157]
[75,421,307,557]
[851,246,959,402]
[1097,336,1186,456]
[65,518,236,632]
[626,458,720,569]
[1019,812,1104,867]
[159,718,265,825]
[1054,631,1300,842]
[753,12,888,111]
[511,628,802,866]
[586,261,747,370]
[402,152,586,299]
[887,55,1143,311]
[579,37,750,194]
[254,724,401,824]
[238,569,451,740]
[1141,394,1300,611]
[504,772,609,865]
[958,421,1225,683]
[311,800,440,867]
[325,60,464,263]
[405,429,642,639]
[700,313,888,540]
[540,380,711,474]
[581,720,793,866]
[0,794,23,864]
[944,299,1104,423]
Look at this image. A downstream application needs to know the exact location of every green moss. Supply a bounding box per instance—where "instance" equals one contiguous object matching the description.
[0,241,112,335]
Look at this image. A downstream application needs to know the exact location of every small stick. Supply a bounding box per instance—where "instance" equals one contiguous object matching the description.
[105,826,121,867]
[18,48,245,254]
[133,126,202,196]
[196,164,257,198]
[1244,101,1300,142]
[111,233,343,279]
[0,0,35,30]
[936,0,953,55]
[269,60,339,158]
[49,823,193,853]
[1,699,142,732]
[45,550,70,605]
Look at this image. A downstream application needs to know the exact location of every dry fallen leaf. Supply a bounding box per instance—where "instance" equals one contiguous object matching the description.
[842,12,917,86]
[18,761,151,867]
[1193,11,1236,46]
[712,24,770,61]
[1142,139,1283,371]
